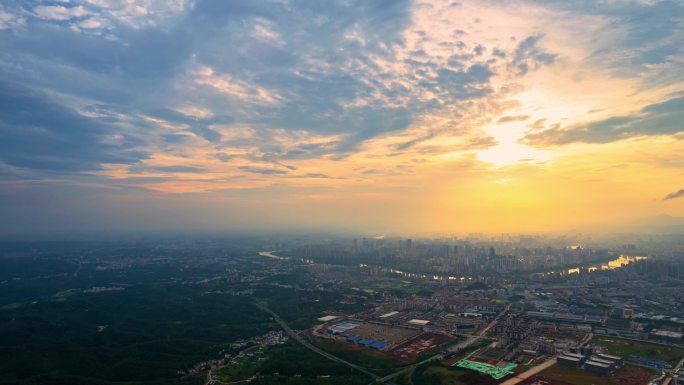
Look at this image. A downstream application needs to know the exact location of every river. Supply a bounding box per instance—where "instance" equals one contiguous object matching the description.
[259,251,647,282]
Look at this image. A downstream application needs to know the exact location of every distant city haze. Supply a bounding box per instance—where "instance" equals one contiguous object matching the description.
[1,1,684,236]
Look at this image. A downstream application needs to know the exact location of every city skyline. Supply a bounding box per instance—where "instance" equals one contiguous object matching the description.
[1,0,684,235]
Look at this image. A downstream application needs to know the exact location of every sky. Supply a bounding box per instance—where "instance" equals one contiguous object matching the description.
[1,0,684,236]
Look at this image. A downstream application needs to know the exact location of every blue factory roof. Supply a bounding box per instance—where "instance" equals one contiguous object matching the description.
[370,341,388,349]
[358,338,374,345]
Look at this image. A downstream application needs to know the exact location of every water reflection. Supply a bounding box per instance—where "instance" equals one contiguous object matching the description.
[263,251,646,281]
[563,255,647,275]
[258,251,288,260]
[360,254,647,281]
[359,263,472,282]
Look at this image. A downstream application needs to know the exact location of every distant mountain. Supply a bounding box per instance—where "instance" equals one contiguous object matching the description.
[620,214,684,234]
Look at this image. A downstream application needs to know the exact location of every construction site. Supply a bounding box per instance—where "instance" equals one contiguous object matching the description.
[521,363,653,385]
[453,348,518,380]
[388,332,454,361]
[324,319,422,350]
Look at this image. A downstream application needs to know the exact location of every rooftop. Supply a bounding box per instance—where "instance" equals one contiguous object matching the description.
[408,319,430,326]
[651,329,684,338]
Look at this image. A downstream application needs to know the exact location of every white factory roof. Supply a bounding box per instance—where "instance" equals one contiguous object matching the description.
[328,321,359,334]
[585,360,612,368]
[597,353,621,361]
[652,329,684,338]
[380,311,399,319]
[408,319,430,326]
[563,352,584,360]
[318,315,339,322]
[589,357,614,366]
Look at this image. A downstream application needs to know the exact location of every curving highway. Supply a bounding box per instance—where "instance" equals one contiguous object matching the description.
[254,303,382,381]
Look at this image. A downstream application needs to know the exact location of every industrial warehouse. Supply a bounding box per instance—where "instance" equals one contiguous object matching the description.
[557,346,624,375]
[325,319,422,350]
[305,278,684,385]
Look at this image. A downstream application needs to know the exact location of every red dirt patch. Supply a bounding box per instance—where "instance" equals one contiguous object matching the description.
[519,379,574,385]
[521,364,653,385]
[389,332,453,361]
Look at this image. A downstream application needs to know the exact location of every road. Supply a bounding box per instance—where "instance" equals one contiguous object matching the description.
[498,357,556,385]
[661,356,684,385]
[373,335,481,384]
[254,303,382,382]
[373,303,512,384]
[498,332,594,385]
[257,302,514,385]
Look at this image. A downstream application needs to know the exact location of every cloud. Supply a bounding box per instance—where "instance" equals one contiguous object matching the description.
[0,81,146,171]
[0,9,25,30]
[238,166,288,175]
[189,64,283,106]
[0,0,534,175]
[34,5,88,21]
[664,189,684,200]
[0,0,681,199]
[297,173,343,179]
[215,153,233,162]
[149,108,231,143]
[523,96,684,145]
[147,166,205,173]
[509,35,556,76]
[361,169,384,175]
[26,0,192,31]
[498,115,530,124]
[527,118,546,130]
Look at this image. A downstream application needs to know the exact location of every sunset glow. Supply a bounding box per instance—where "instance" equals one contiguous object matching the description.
[1,0,683,235]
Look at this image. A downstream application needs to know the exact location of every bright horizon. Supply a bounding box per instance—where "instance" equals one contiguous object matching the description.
[1,0,684,236]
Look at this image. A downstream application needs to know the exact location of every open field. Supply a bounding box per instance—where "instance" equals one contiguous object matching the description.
[413,363,501,385]
[312,337,405,375]
[215,346,265,382]
[355,279,436,298]
[522,363,653,385]
[590,336,684,365]
[217,342,370,385]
